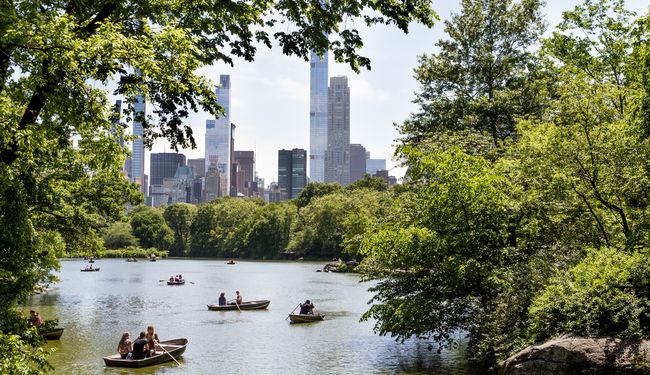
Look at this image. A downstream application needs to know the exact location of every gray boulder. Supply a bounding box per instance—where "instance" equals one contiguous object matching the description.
[500,334,650,375]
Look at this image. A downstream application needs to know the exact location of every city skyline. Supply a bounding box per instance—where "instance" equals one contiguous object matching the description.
[109,0,647,186]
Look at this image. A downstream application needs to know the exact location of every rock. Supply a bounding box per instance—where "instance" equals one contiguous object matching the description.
[500,334,650,375]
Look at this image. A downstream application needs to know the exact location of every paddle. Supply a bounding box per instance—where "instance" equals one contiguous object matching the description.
[155,342,181,367]
[234,300,241,312]
[285,303,301,320]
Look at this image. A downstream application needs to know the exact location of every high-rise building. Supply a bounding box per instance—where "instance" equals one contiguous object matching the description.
[111,100,131,178]
[366,158,387,175]
[205,75,231,197]
[325,76,350,186]
[230,123,237,197]
[131,94,146,194]
[309,50,328,183]
[349,144,367,183]
[150,153,186,187]
[278,148,307,200]
[187,158,206,178]
[234,151,255,197]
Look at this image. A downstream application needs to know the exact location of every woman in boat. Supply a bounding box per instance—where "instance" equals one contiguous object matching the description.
[117,332,132,359]
[145,325,159,356]
[218,292,226,306]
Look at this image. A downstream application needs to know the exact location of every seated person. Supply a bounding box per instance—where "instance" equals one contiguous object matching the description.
[299,300,314,315]
[29,310,44,327]
[117,332,132,359]
[131,332,148,360]
[169,276,174,282]
[218,292,226,306]
[235,291,243,305]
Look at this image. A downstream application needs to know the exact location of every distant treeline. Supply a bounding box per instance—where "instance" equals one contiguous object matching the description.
[100,176,390,260]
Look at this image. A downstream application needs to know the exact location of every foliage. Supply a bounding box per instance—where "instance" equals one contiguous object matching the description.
[346,174,388,192]
[239,202,297,259]
[188,198,263,257]
[0,309,53,374]
[129,206,173,250]
[529,247,650,342]
[400,0,547,148]
[163,203,197,257]
[101,248,168,259]
[103,222,138,250]
[294,182,344,209]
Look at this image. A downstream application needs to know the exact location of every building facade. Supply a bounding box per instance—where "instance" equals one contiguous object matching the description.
[150,153,186,187]
[131,94,146,193]
[366,158,387,175]
[278,148,307,200]
[205,75,231,198]
[309,50,328,183]
[325,76,350,186]
[349,144,367,183]
[234,151,255,197]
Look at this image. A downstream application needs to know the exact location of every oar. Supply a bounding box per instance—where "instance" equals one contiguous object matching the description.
[285,303,301,320]
[234,301,241,312]
[156,342,181,367]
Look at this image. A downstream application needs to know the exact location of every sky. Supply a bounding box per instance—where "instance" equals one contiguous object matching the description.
[122,0,649,186]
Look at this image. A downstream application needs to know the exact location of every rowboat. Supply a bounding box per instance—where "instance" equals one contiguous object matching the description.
[150,258,157,262]
[80,268,100,272]
[126,258,138,262]
[226,260,235,265]
[288,313,325,323]
[167,280,185,285]
[39,328,64,340]
[103,338,188,368]
[207,300,270,311]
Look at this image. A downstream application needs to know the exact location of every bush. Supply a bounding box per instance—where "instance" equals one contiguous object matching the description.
[528,247,650,342]
[103,222,138,249]
[100,247,168,259]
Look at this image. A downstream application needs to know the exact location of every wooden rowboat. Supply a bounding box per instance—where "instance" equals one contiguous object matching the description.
[289,313,325,323]
[80,268,100,272]
[167,280,185,285]
[103,338,188,368]
[207,300,270,311]
[39,328,64,340]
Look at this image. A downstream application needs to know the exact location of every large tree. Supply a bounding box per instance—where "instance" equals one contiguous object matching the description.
[400,0,546,148]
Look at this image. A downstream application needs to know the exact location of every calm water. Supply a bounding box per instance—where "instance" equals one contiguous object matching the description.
[26,259,470,374]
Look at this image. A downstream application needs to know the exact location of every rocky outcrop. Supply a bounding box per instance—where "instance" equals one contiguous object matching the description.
[500,334,650,375]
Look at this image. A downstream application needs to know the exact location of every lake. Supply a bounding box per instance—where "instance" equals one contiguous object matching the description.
[26,259,470,374]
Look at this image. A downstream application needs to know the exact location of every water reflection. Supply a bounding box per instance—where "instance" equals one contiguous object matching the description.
[27,259,470,374]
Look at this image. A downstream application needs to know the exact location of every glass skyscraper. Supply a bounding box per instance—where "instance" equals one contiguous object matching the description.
[205,75,231,198]
[278,148,307,200]
[309,50,328,183]
[131,94,146,193]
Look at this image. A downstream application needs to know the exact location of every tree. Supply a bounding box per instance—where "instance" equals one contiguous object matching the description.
[294,182,343,208]
[164,203,197,257]
[240,202,297,259]
[346,174,388,192]
[400,0,546,148]
[103,222,138,249]
[130,206,173,250]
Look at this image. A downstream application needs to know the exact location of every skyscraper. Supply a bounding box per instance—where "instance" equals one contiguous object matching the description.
[325,76,350,186]
[366,158,387,175]
[349,144,367,183]
[234,151,255,197]
[309,50,328,183]
[205,75,231,197]
[278,148,307,200]
[150,153,186,187]
[131,94,146,193]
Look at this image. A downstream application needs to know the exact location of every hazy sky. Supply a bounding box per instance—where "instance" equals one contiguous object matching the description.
[129,0,648,185]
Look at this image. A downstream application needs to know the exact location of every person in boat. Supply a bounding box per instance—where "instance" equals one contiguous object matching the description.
[145,325,159,357]
[29,310,44,327]
[131,332,148,360]
[234,291,243,305]
[218,292,226,306]
[117,332,132,359]
[169,276,174,283]
[178,274,183,281]
[299,300,314,315]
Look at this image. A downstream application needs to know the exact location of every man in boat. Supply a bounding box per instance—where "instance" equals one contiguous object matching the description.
[131,332,148,360]
[218,292,226,306]
[299,300,314,315]
[230,290,243,305]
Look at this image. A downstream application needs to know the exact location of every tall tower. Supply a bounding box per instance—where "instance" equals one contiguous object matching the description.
[205,75,231,197]
[278,148,307,200]
[131,94,146,194]
[309,50,328,183]
[325,76,350,186]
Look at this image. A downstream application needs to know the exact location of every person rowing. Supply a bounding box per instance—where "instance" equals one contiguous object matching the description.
[299,300,314,315]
